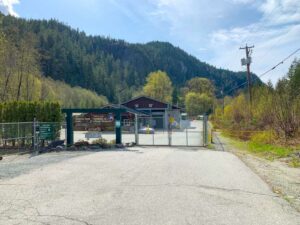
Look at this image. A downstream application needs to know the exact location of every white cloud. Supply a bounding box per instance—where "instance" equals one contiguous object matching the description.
[147,0,231,54]
[209,0,300,84]
[260,0,300,25]
[146,0,300,84]
[0,0,19,17]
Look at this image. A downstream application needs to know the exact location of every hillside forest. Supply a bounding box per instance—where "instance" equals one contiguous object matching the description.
[0,13,260,105]
[0,32,108,108]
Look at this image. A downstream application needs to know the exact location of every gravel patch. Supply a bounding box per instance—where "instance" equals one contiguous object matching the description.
[0,151,91,180]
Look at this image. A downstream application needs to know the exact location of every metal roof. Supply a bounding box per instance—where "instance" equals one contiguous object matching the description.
[101,104,150,116]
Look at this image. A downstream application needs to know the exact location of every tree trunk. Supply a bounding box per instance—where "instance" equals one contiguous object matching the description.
[16,53,24,101]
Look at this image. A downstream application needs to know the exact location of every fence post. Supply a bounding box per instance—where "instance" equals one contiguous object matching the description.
[186,128,188,146]
[64,121,67,149]
[203,115,208,146]
[33,118,40,154]
[33,118,36,153]
[18,122,20,153]
[135,114,139,145]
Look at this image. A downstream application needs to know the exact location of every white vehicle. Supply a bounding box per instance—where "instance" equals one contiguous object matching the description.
[139,127,155,134]
[197,115,204,120]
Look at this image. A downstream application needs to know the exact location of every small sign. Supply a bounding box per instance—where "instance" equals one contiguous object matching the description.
[85,132,102,140]
[39,123,54,140]
[169,116,175,124]
[115,120,121,128]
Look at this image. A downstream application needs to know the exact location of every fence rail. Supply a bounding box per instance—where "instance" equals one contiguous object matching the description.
[0,121,65,155]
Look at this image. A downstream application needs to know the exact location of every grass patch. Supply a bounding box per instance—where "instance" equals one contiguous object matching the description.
[222,131,294,160]
[207,143,215,150]
[288,157,300,168]
[247,142,293,160]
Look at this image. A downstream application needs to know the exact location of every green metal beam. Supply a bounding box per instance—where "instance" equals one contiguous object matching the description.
[66,112,73,146]
[62,108,126,146]
[114,111,122,144]
[62,108,126,114]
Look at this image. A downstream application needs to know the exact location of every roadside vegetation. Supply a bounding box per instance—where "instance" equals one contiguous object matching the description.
[212,60,300,167]
[0,101,62,122]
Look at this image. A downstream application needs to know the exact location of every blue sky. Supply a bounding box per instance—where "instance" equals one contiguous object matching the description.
[1,0,300,84]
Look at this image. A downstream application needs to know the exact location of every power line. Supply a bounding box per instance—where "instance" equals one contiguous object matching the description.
[217,4,289,98]
[223,47,300,96]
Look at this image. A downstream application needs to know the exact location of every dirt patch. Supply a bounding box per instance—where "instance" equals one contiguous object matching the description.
[214,132,300,212]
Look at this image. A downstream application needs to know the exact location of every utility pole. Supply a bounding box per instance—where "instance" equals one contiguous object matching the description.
[117,87,126,108]
[240,44,254,105]
[221,90,225,115]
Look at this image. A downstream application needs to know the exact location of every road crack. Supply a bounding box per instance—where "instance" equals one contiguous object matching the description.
[123,183,279,197]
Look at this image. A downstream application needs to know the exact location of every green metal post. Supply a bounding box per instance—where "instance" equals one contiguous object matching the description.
[135,114,139,145]
[115,111,122,144]
[66,112,74,146]
[62,108,126,146]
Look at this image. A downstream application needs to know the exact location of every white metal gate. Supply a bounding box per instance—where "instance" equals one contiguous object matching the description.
[136,115,208,147]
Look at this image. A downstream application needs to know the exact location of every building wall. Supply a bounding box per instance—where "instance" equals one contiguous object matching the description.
[122,96,181,130]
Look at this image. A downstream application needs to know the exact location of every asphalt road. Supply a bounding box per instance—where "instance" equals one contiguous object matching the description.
[0,147,299,225]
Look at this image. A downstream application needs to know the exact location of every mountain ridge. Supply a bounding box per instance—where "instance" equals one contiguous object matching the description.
[0,13,260,102]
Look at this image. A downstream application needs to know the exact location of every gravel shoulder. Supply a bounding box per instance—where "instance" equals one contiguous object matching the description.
[214,132,300,212]
[0,151,92,180]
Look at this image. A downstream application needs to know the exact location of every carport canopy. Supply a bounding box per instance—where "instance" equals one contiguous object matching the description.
[62,108,127,146]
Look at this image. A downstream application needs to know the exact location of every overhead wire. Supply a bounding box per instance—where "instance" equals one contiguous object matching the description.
[221,47,300,96]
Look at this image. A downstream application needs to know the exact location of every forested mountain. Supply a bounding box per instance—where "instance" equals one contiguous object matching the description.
[0,19,107,107]
[0,13,260,102]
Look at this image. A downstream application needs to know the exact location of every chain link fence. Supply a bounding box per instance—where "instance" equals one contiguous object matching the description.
[136,115,208,147]
[0,121,65,155]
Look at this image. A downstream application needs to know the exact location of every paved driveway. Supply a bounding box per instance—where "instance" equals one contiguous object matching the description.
[0,147,299,225]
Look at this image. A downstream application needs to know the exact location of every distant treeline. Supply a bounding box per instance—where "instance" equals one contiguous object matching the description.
[0,101,62,122]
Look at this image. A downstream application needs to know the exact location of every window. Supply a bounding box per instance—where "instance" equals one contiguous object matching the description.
[123,119,131,126]
[149,104,153,108]
[135,104,139,108]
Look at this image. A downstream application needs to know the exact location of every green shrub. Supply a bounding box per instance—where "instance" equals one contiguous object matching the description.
[0,101,62,122]
[248,142,292,159]
[109,140,116,145]
[288,157,300,168]
[74,140,89,147]
[250,131,276,144]
[92,138,108,148]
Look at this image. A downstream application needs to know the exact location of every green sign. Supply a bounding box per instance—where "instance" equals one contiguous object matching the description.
[39,124,54,140]
[115,120,121,128]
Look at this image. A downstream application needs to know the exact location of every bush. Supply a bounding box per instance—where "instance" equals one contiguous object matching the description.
[92,138,108,148]
[109,140,116,145]
[0,101,62,122]
[247,142,292,159]
[74,140,89,147]
[250,131,276,145]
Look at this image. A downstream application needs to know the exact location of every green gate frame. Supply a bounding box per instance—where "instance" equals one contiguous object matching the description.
[62,108,126,146]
